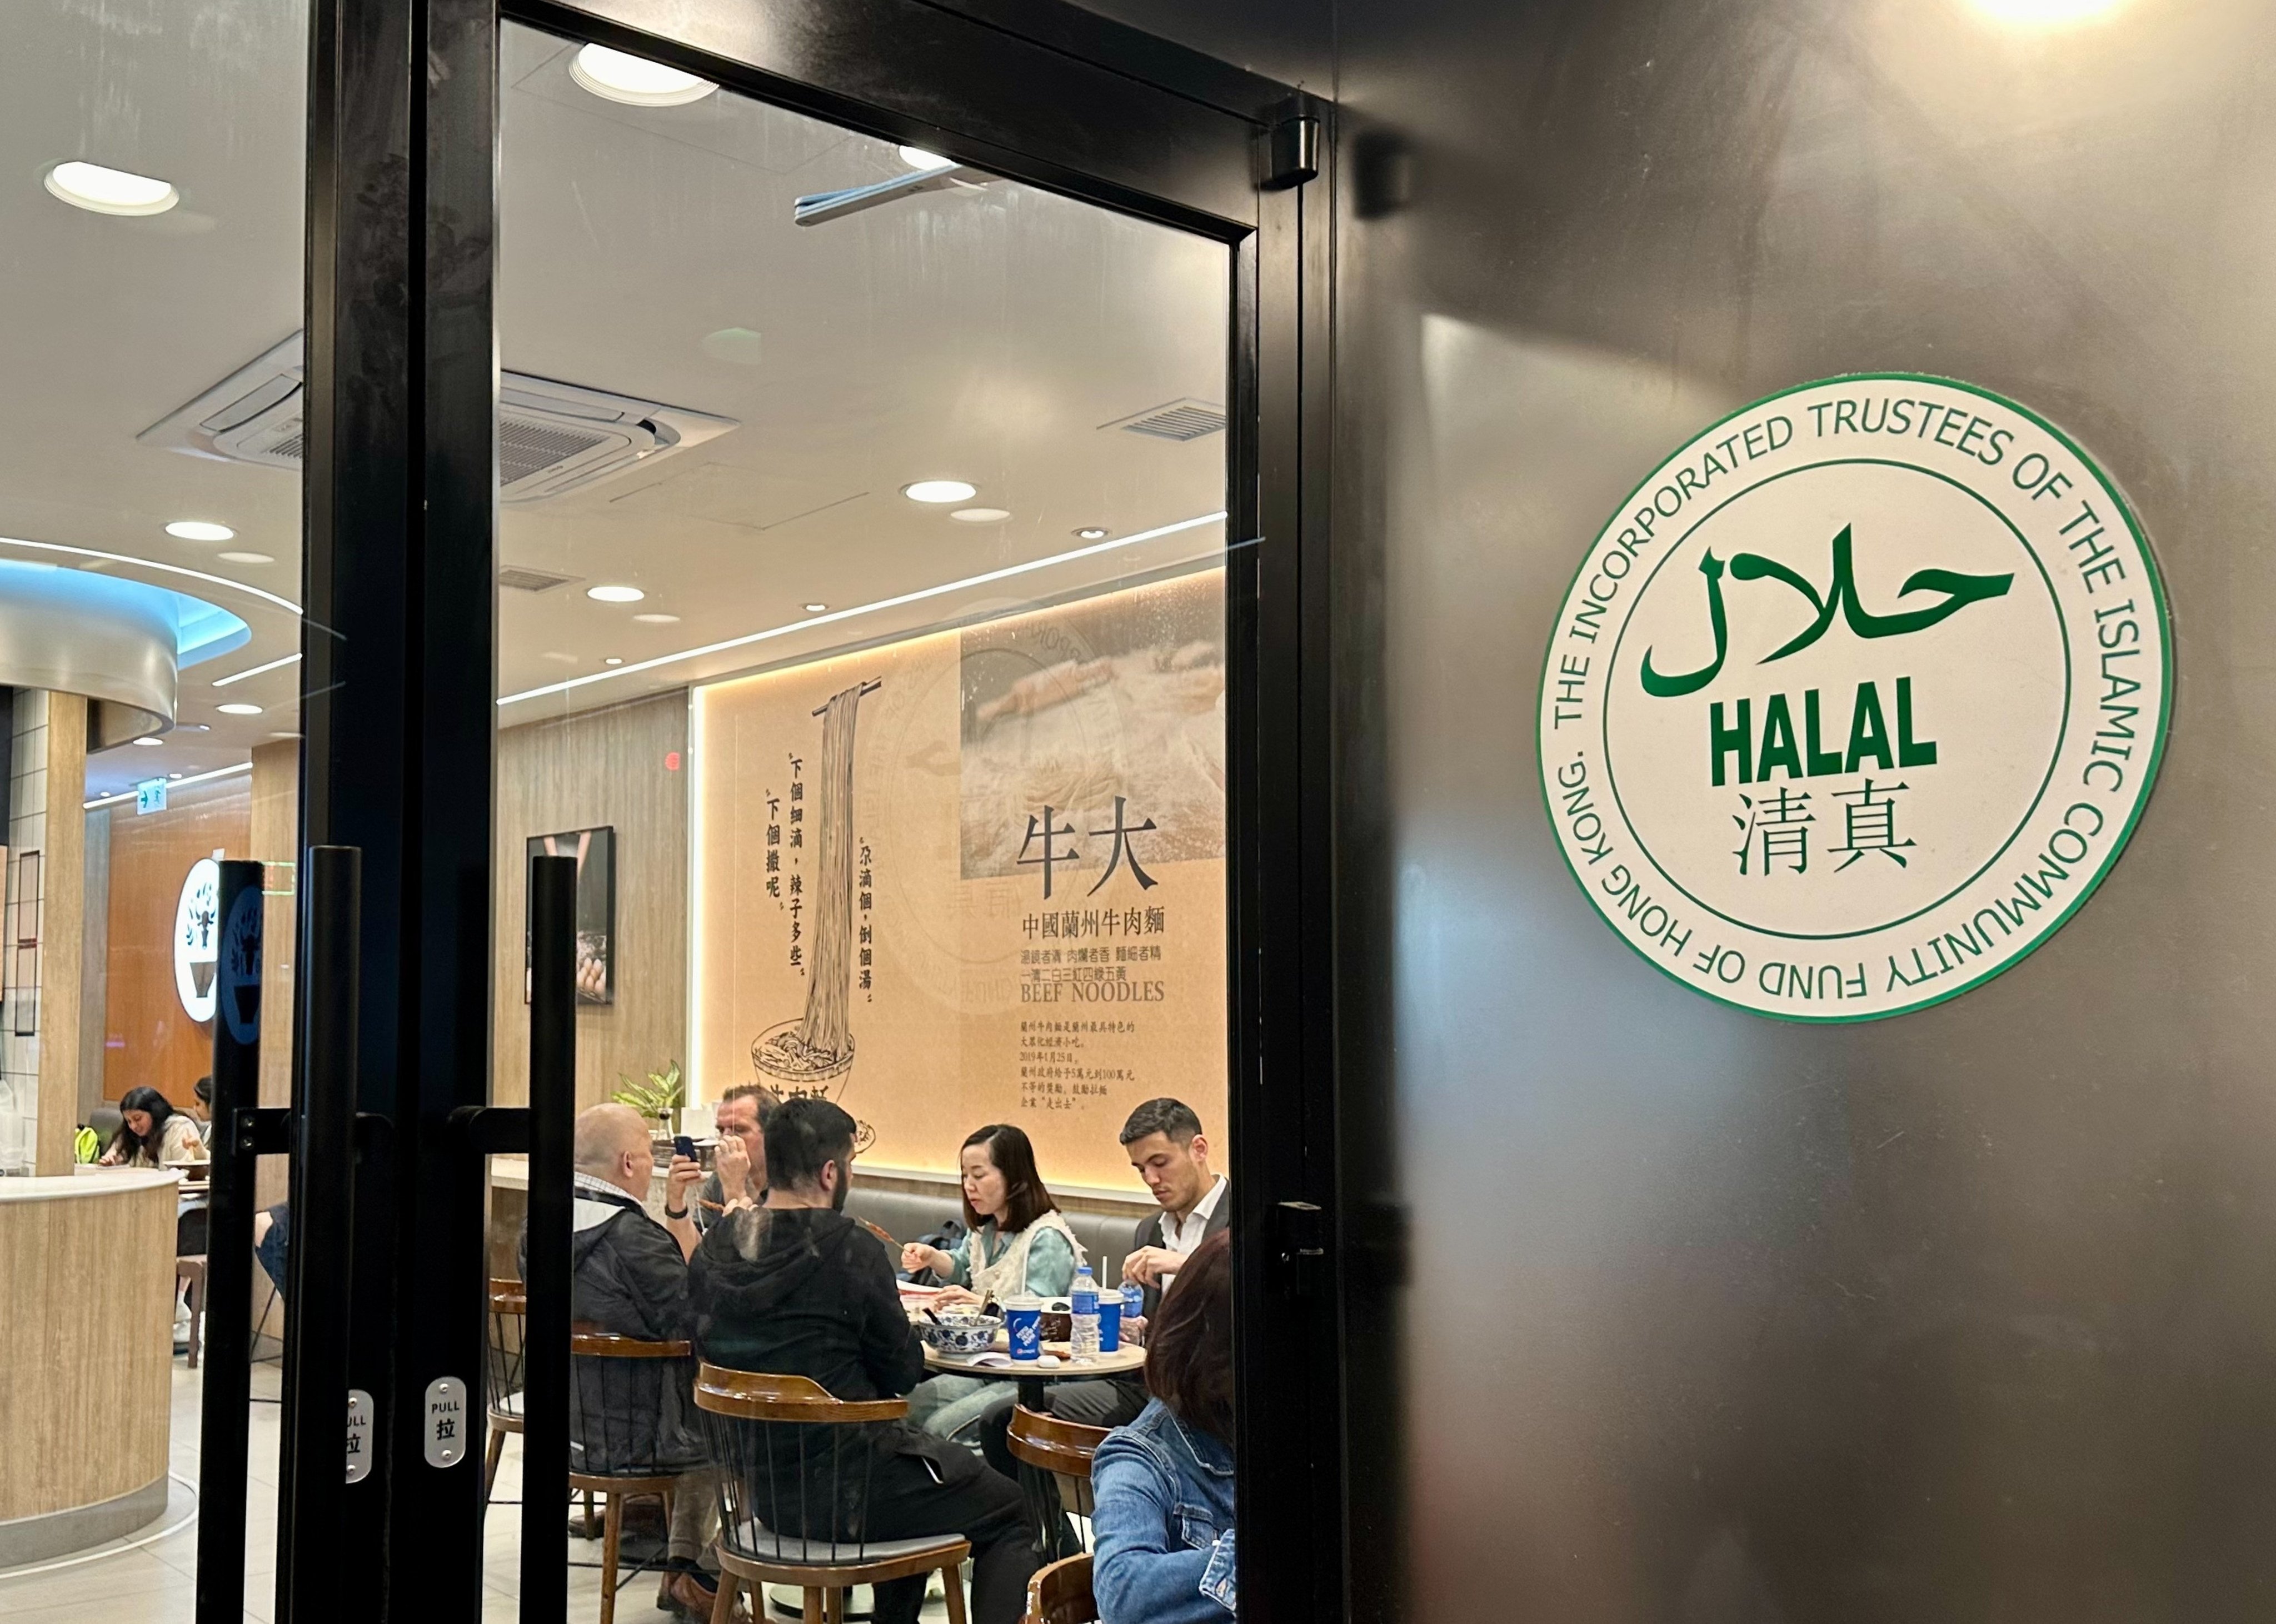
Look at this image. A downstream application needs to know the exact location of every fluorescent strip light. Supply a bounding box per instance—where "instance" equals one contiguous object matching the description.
[498,511,1228,707]
[212,652,302,688]
[0,535,301,617]
[84,759,252,810]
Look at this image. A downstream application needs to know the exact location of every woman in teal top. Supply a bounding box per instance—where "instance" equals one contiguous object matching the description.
[901,1123,1086,1441]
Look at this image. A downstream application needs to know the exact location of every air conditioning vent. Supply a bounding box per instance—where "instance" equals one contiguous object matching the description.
[498,565,583,594]
[141,334,739,504]
[1102,397,1226,442]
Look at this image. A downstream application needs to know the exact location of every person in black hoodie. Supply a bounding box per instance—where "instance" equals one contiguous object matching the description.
[690,1096,1037,1624]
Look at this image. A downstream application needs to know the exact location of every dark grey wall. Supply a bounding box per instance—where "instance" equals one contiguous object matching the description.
[1335,1,2276,1620]
[1103,0,2276,1617]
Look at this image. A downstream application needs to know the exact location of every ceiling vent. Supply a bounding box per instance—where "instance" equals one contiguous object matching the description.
[139,334,738,504]
[1101,398,1226,442]
[498,565,583,594]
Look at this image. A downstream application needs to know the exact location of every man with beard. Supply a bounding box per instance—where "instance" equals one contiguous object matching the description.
[690,1097,1036,1624]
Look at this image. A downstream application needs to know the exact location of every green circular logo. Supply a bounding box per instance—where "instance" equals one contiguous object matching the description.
[1538,374,2169,1021]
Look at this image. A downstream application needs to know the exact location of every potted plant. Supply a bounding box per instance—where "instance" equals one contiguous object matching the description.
[611,1061,685,1146]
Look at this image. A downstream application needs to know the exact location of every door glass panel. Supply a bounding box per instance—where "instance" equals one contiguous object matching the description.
[0,0,306,1613]
[488,22,1234,1619]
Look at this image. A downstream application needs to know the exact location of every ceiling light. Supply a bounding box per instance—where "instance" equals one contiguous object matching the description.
[903,480,977,504]
[587,584,645,603]
[218,551,274,565]
[131,736,163,747]
[1074,527,1110,541]
[803,603,828,613]
[213,651,300,688]
[950,507,1011,524]
[633,612,680,624]
[168,772,183,781]
[217,702,263,716]
[1971,0,2119,17]
[498,510,1226,707]
[569,43,717,106]
[166,521,234,543]
[269,731,302,739]
[898,147,957,172]
[603,657,624,666]
[46,161,179,217]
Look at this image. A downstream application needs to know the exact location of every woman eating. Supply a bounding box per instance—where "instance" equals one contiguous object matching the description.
[99,1086,209,1169]
[900,1123,1084,1442]
[1090,1228,1235,1621]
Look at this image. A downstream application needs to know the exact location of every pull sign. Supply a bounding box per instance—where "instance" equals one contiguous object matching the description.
[423,1376,469,1468]
[345,1389,375,1483]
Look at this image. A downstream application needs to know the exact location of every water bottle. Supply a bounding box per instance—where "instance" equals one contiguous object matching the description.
[1121,1281,1146,1342]
[1070,1266,1100,1357]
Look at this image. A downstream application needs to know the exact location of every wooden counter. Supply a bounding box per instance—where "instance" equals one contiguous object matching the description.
[0,1168,177,1564]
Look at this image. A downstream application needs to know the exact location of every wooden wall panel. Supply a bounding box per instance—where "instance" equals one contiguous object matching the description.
[0,1176,174,1521]
[492,694,687,1112]
[101,776,251,1107]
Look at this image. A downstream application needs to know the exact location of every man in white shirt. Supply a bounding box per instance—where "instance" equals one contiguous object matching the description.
[1117,1097,1231,1316]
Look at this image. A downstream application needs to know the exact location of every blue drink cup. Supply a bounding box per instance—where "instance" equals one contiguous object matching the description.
[1096,1297,1122,1353]
[1005,1298,1043,1361]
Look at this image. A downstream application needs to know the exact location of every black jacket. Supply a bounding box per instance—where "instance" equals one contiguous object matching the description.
[1130,1181,1234,1320]
[690,1205,972,1528]
[521,1182,702,1473]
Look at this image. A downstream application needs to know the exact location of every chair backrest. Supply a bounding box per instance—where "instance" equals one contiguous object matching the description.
[1007,1405,1108,1522]
[1025,1553,1097,1624]
[693,1361,908,1561]
[485,1279,526,1424]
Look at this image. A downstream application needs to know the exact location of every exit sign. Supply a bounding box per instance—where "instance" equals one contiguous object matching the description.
[135,780,167,815]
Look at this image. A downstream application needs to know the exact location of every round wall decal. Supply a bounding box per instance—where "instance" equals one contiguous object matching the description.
[173,856,221,1023]
[1537,374,2169,1021]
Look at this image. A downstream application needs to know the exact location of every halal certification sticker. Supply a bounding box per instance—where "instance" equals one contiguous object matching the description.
[1537,374,2170,1022]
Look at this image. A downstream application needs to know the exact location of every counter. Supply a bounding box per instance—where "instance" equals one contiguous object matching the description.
[0,1168,177,1564]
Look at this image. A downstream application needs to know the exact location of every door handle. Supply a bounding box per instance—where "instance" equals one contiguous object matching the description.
[519,852,578,1624]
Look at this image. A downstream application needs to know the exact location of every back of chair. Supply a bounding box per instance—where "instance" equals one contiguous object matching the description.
[693,1361,909,1562]
[1025,1553,1096,1624]
[1007,1405,1109,1522]
[485,1280,527,1428]
[566,1326,694,1485]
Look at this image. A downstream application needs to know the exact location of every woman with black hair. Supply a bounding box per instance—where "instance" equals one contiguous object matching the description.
[1090,1227,1236,1620]
[99,1085,208,1168]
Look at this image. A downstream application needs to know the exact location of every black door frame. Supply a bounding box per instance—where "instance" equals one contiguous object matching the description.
[288,1,1342,1619]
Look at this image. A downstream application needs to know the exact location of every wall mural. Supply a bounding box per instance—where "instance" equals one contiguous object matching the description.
[693,570,1227,1190]
[525,825,616,1005]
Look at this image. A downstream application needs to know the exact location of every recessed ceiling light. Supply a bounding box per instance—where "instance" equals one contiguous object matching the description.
[903,480,977,504]
[217,702,263,716]
[268,731,302,740]
[218,551,274,565]
[950,507,1011,524]
[1074,527,1110,541]
[542,652,579,664]
[569,43,717,106]
[1971,0,2118,17]
[587,584,645,603]
[699,327,764,366]
[803,603,828,613]
[168,772,183,780]
[898,147,957,173]
[603,657,624,666]
[166,520,234,543]
[131,736,163,747]
[46,161,179,217]
[633,612,681,624]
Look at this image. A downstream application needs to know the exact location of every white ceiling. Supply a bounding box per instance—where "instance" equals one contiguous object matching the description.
[0,4,1230,797]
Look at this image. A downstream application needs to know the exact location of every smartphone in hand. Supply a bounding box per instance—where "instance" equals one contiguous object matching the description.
[672,1135,697,1162]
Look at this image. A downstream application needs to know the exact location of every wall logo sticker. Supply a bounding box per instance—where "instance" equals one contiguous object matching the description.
[1537,374,2170,1021]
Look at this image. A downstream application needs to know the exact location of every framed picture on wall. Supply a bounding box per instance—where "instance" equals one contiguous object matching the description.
[525,826,615,1006]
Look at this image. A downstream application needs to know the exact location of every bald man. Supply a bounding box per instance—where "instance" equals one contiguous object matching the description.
[523,1104,730,1619]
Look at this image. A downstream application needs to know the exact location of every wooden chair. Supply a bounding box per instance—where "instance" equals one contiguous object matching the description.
[482,1281,530,1508]
[1025,1554,1096,1624]
[174,1256,208,1370]
[570,1328,696,1624]
[693,1362,970,1624]
[1006,1404,1107,1561]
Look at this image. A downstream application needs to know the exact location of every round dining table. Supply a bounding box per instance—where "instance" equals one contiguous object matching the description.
[920,1338,1146,1410]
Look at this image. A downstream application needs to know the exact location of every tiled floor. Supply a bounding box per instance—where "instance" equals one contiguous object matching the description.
[0,1362,957,1624]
